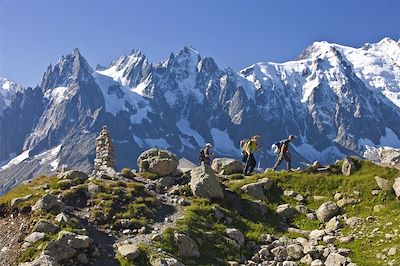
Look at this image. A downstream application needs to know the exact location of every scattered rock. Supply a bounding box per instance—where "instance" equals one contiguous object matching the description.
[117,244,140,261]
[393,177,400,198]
[342,157,357,175]
[33,220,59,234]
[339,235,354,243]
[211,158,243,175]
[241,183,265,200]
[271,246,288,260]
[10,194,32,209]
[325,216,342,232]
[313,196,326,201]
[137,148,179,177]
[87,183,100,197]
[316,201,339,222]
[55,212,69,224]
[189,166,224,199]
[375,176,392,190]
[373,204,385,212]
[300,254,313,264]
[19,254,58,266]
[226,228,245,247]
[295,205,310,214]
[309,229,327,241]
[24,232,45,244]
[276,204,297,220]
[346,217,364,227]
[58,170,89,182]
[286,243,304,260]
[32,194,66,214]
[371,189,381,196]
[325,253,347,266]
[174,233,200,257]
[388,247,397,256]
[333,192,345,201]
[311,259,324,266]
[337,198,360,207]
[157,176,177,187]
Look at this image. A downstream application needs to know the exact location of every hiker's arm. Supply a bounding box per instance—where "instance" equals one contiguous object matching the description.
[280,144,287,156]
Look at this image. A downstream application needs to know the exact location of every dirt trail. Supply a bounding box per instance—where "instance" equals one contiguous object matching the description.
[0,214,29,266]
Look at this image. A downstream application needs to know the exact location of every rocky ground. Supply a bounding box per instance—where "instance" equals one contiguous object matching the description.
[0,152,399,266]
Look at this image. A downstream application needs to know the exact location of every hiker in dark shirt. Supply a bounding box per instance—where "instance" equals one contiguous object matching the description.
[272,135,295,171]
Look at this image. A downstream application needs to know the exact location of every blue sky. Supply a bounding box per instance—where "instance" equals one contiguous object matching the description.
[0,0,399,87]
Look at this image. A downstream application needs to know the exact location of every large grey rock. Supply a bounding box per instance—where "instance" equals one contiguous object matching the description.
[137,149,179,177]
[211,158,243,175]
[324,253,347,266]
[375,176,392,190]
[11,194,32,208]
[393,177,400,198]
[117,244,140,261]
[174,233,200,257]
[150,257,186,266]
[157,176,177,187]
[189,166,224,199]
[58,170,88,181]
[325,216,342,232]
[33,220,59,234]
[241,178,274,200]
[286,243,304,260]
[316,201,339,222]
[19,254,58,266]
[31,194,66,214]
[43,231,91,261]
[226,228,245,247]
[342,157,357,176]
[276,204,297,220]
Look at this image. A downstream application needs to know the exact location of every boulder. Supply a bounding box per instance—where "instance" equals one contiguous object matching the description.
[241,178,274,200]
[316,201,339,222]
[324,253,347,266]
[11,194,32,209]
[32,194,66,214]
[226,228,245,247]
[55,212,69,225]
[286,244,304,260]
[309,229,327,241]
[211,158,243,175]
[375,176,392,190]
[393,177,400,198]
[43,231,91,261]
[58,170,89,182]
[19,254,58,266]
[150,257,186,266]
[325,216,342,232]
[157,176,177,187]
[25,232,45,244]
[342,157,357,175]
[87,183,100,197]
[337,198,360,207]
[189,166,224,199]
[312,161,321,168]
[311,260,324,266]
[276,204,297,220]
[33,220,59,234]
[137,148,179,177]
[174,233,200,257]
[117,244,140,261]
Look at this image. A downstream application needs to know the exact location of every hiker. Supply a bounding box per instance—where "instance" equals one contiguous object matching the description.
[243,135,261,175]
[272,135,296,171]
[199,143,214,166]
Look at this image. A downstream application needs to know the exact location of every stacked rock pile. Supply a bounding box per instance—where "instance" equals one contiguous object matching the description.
[93,125,115,176]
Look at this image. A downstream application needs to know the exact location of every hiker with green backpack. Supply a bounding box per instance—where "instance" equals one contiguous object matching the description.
[242,135,261,175]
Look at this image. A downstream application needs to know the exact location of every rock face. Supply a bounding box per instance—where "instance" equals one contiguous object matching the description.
[375,176,392,190]
[211,158,243,175]
[137,148,179,177]
[190,166,224,199]
[117,244,140,261]
[32,194,66,214]
[342,157,357,176]
[174,233,200,257]
[316,201,339,222]
[93,125,115,177]
[393,177,400,198]
[33,220,59,234]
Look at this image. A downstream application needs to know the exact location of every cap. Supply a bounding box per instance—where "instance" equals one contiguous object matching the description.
[288,135,296,140]
[206,143,213,148]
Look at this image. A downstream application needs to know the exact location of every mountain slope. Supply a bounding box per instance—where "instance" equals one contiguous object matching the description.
[0,38,399,194]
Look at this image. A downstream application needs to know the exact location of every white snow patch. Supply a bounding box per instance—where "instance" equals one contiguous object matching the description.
[133,135,145,147]
[44,87,74,105]
[37,145,62,171]
[291,142,343,163]
[210,128,240,155]
[176,119,205,146]
[1,150,30,170]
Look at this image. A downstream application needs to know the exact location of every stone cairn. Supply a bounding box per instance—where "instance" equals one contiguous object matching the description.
[93,125,115,176]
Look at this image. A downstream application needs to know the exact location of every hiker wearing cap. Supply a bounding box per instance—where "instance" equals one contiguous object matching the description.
[199,143,214,166]
[243,135,260,175]
[272,135,295,171]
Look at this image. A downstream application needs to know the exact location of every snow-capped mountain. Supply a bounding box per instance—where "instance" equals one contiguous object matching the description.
[0,77,24,116]
[0,38,399,194]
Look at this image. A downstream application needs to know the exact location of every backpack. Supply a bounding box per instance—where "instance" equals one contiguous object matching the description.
[199,149,206,162]
[271,140,284,154]
[240,139,250,151]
